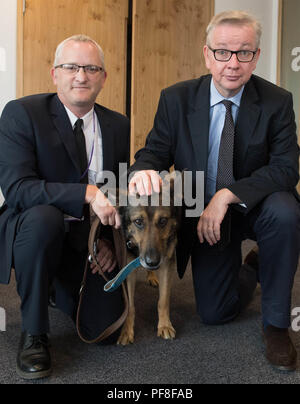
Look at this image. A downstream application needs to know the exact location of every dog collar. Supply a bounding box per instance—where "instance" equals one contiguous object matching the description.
[104,257,141,293]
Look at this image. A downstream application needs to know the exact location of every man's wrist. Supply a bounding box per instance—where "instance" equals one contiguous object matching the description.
[216,188,242,205]
[85,185,99,204]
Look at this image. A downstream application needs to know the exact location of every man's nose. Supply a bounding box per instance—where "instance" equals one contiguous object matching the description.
[227,53,240,68]
[75,67,88,80]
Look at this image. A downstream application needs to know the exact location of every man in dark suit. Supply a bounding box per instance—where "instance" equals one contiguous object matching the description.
[0,35,129,379]
[129,11,300,371]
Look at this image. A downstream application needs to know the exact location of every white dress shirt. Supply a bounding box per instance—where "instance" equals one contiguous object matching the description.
[64,106,104,185]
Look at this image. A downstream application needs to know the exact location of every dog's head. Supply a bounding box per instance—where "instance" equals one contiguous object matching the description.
[117,177,182,270]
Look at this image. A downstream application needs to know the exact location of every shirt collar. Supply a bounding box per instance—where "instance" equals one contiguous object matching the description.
[210,78,244,108]
[64,106,95,130]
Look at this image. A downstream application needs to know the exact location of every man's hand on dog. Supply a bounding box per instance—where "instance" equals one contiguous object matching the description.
[129,170,162,196]
[90,239,117,274]
[86,186,121,229]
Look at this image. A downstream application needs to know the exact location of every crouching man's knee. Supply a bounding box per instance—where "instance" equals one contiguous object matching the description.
[17,205,65,244]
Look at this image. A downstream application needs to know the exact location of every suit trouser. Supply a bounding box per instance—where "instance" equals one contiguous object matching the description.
[191,192,300,329]
[12,205,89,335]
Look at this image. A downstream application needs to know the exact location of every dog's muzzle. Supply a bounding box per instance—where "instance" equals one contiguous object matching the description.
[127,240,162,270]
[140,253,162,271]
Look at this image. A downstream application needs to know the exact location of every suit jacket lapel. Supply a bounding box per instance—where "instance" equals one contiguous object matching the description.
[187,75,211,174]
[95,105,115,173]
[50,95,81,175]
[235,77,261,177]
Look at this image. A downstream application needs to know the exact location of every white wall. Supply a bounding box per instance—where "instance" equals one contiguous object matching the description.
[0,0,17,205]
[215,0,279,84]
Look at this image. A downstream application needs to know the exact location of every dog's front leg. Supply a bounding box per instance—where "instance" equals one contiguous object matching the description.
[147,270,159,287]
[117,270,137,346]
[157,259,176,340]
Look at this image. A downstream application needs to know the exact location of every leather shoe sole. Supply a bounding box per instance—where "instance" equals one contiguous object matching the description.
[16,365,52,380]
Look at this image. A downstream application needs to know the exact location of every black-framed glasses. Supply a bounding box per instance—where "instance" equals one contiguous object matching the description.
[55,64,105,75]
[208,46,258,62]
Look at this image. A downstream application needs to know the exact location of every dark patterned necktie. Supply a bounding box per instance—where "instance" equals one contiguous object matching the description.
[215,100,235,251]
[216,100,235,191]
[73,118,88,183]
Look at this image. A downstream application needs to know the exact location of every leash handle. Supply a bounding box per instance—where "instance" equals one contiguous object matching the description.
[104,257,141,292]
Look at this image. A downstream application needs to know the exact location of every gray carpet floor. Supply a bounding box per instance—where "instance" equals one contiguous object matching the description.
[1,240,300,384]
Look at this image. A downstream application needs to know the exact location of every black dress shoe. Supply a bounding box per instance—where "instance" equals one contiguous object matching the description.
[16,332,52,380]
[263,325,297,371]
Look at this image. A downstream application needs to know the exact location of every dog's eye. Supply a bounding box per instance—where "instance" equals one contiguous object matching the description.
[158,217,168,228]
[134,218,144,228]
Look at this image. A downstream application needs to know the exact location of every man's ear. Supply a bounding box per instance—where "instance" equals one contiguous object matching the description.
[50,67,57,85]
[203,45,211,70]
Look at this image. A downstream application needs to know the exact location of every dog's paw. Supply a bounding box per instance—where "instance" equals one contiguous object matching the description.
[117,329,135,346]
[157,325,176,340]
[147,271,159,288]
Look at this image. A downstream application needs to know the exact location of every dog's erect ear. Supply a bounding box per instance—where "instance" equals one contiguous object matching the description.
[114,188,149,213]
[161,171,183,206]
[116,187,147,210]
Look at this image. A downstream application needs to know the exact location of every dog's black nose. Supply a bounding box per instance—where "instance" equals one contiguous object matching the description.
[144,250,161,269]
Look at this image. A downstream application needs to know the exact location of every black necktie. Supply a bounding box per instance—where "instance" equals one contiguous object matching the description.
[70,119,90,251]
[73,119,88,183]
[216,100,235,191]
[215,100,235,251]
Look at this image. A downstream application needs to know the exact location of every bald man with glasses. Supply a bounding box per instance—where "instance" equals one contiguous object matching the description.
[129,11,300,371]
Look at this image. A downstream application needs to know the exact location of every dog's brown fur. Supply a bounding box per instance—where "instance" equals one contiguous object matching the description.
[117,183,181,345]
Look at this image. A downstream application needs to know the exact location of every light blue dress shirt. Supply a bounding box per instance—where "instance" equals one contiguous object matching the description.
[205,80,245,204]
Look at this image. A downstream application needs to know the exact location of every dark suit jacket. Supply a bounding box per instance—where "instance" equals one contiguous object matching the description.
[0,93,130,284]
[130,74,299,278]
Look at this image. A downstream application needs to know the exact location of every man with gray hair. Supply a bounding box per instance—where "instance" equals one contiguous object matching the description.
[0,35,129,379]
[129,11,300,371]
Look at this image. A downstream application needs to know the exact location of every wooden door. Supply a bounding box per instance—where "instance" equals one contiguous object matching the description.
[130,0,214,160]
[17,0,129,114]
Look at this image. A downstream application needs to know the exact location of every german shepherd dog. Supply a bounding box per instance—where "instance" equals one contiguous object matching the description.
[116,178,181,345]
